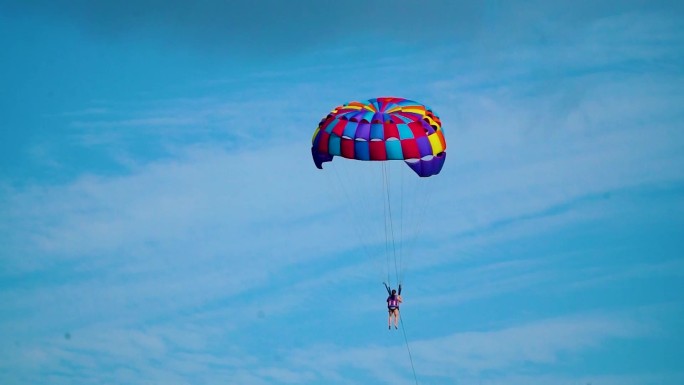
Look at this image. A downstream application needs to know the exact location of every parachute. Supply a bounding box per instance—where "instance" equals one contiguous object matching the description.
[311,97,447,177]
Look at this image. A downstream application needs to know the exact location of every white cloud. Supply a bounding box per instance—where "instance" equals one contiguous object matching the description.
[413,313,645,373]
[275,311,650,385]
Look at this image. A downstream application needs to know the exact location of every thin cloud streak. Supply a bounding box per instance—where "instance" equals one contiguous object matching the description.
[278,312,650,384]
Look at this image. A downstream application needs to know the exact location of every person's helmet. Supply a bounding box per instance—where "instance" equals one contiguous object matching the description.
[391,289,397,295]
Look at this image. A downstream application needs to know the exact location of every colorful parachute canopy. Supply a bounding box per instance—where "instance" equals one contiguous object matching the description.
[311,97,446,177]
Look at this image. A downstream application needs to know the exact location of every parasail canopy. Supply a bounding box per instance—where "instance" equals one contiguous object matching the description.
[311,97,446,177]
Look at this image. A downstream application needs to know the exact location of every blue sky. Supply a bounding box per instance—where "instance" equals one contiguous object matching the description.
[1,1,683,384]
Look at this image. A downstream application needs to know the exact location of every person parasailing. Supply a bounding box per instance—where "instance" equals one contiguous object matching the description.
[384,282,403,329]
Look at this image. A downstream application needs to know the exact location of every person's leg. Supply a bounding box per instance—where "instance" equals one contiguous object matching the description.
[394,309,400,328]
[388,310,392,329]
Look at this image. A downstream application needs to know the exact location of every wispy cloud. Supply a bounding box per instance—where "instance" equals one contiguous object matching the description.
[277,311,651,384]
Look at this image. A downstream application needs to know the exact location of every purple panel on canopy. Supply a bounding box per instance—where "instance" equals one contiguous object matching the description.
[416,136,432,157]
[421,119,436,135]
[356,121,371,140]
[405,152,446,177]
[350,110,366,122]
[312,147,333,169]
